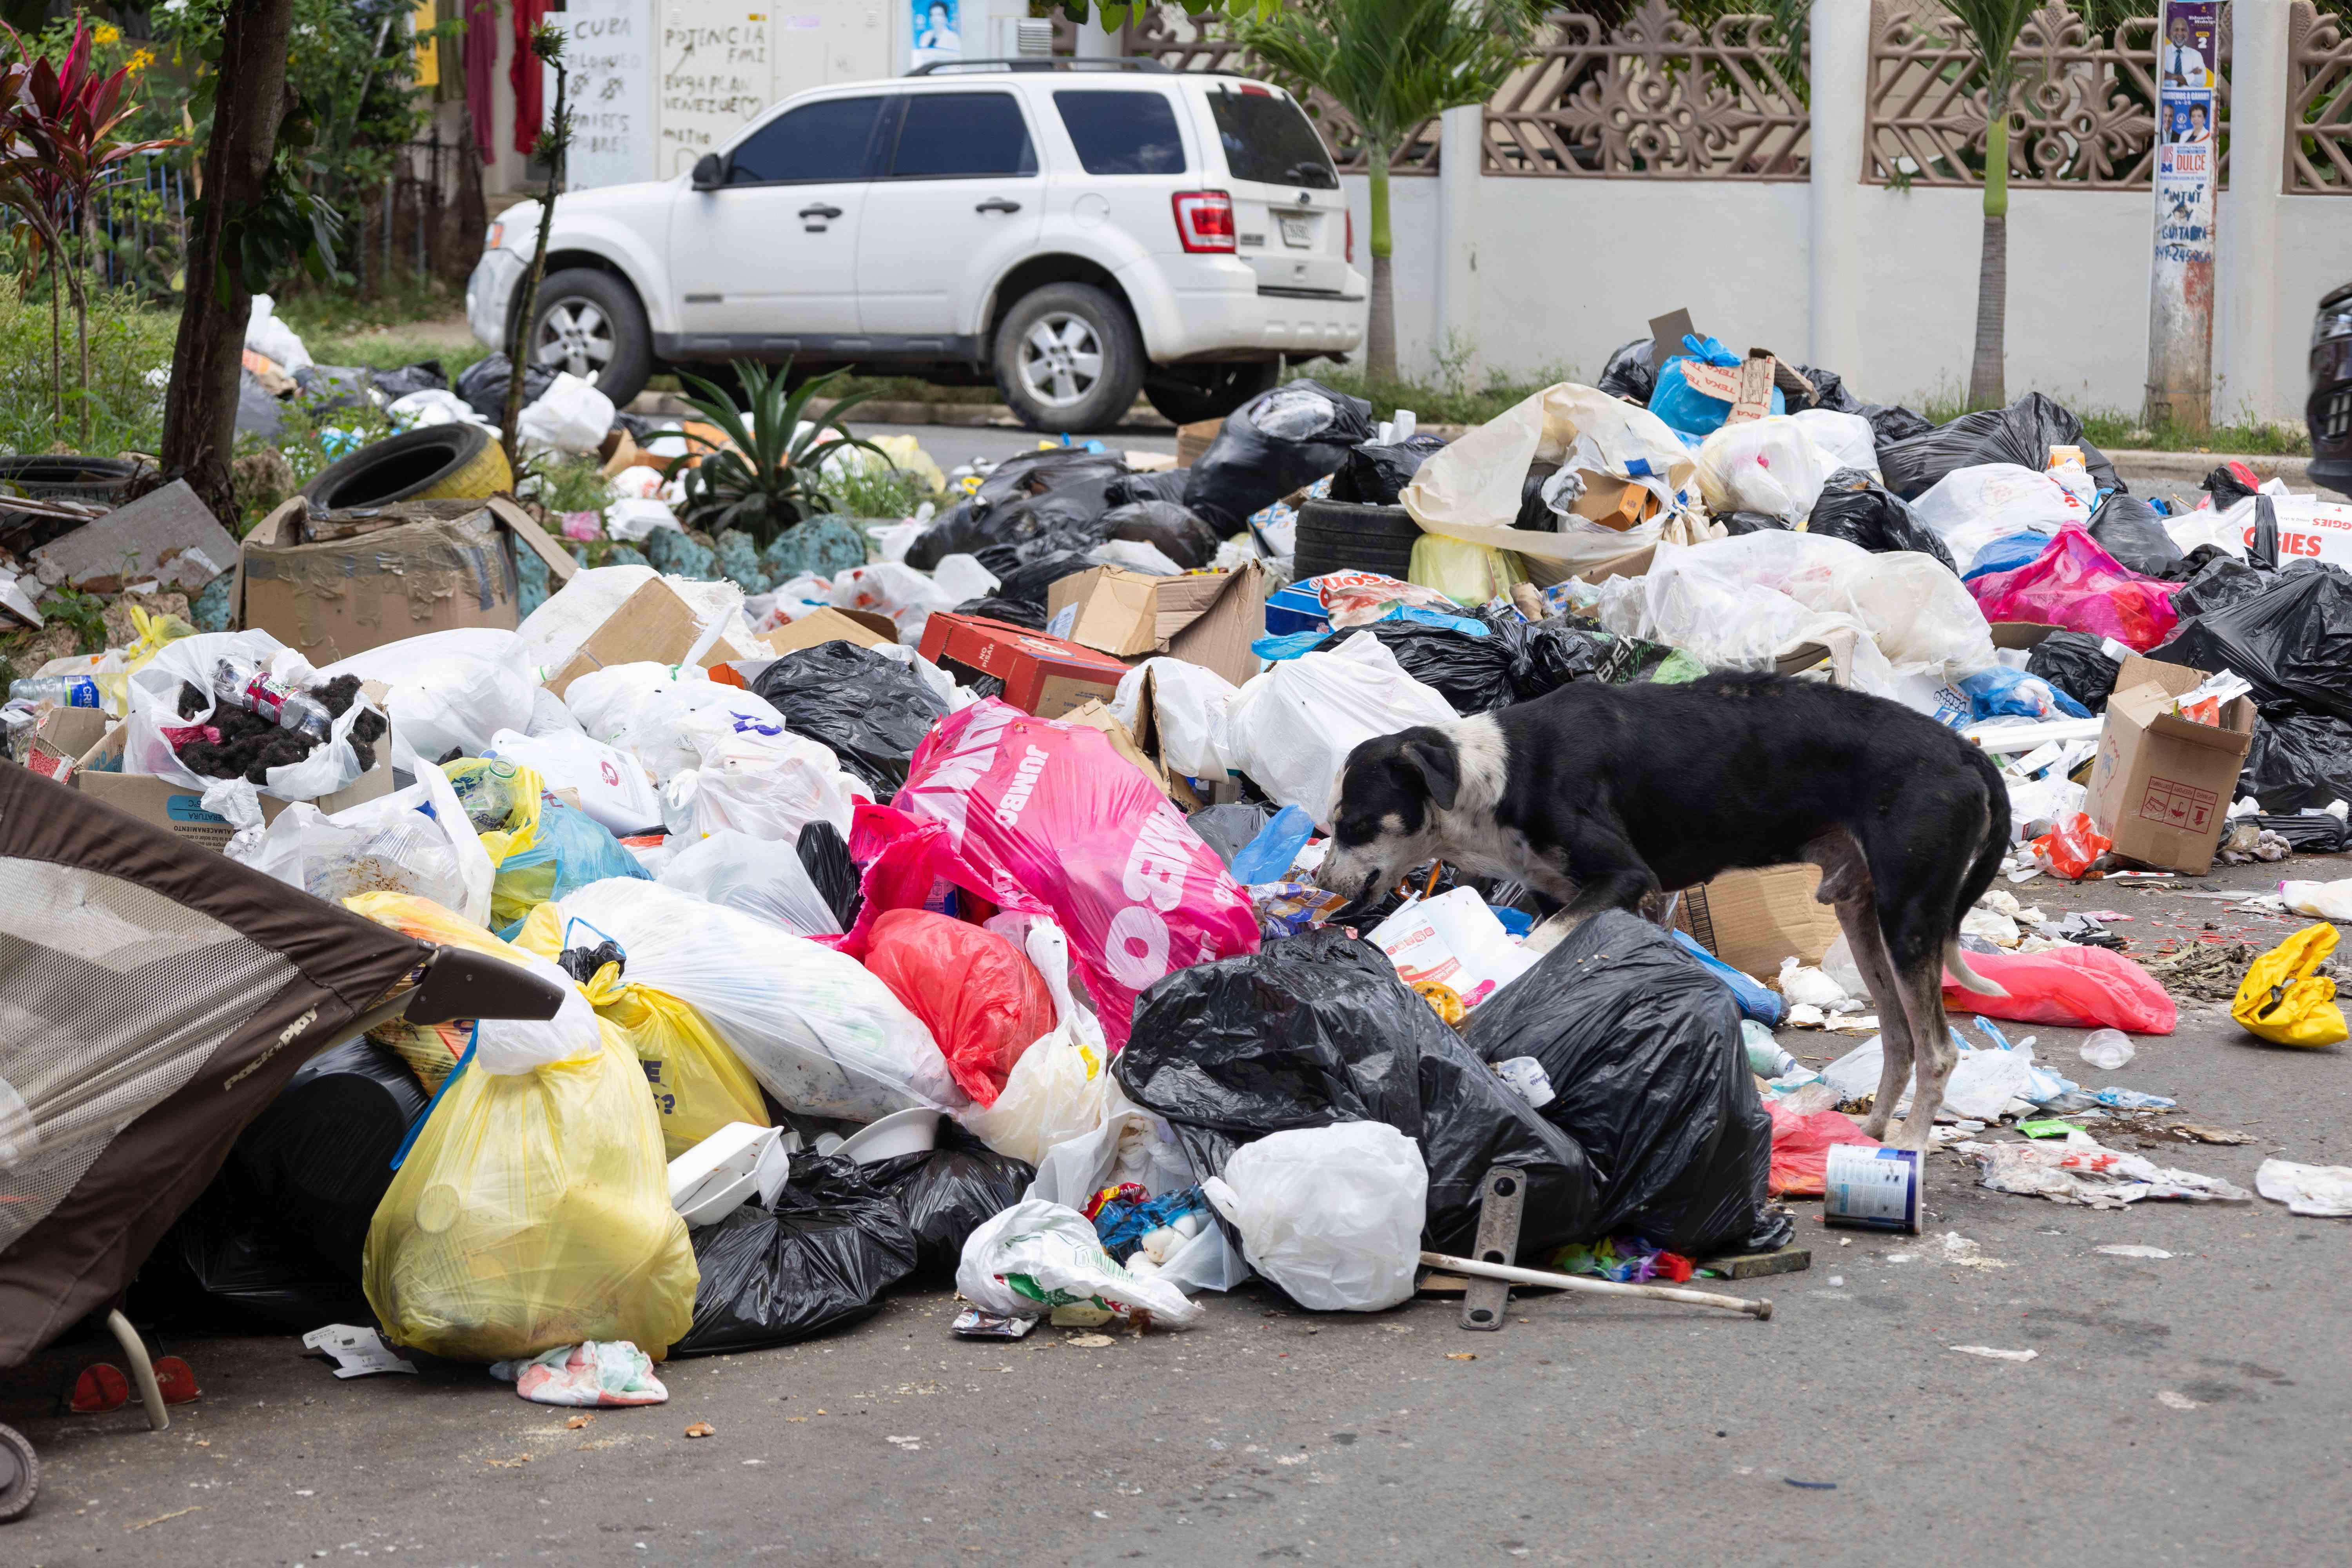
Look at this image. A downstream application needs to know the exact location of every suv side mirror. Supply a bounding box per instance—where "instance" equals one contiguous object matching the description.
[691,152,725,190]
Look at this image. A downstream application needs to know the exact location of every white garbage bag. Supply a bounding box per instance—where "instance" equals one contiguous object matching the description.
[659,828,841,936]
[1203,1123,1426,1311]
[1694,415,1838,522]
[1111,657,1238,780]
[387,388,492,430]
[956,1199,1207,1327]
[236,757,494,924]
[670,700,862,842]
[564,662,789,782]
[1221,631,1457,821]
[1909,463,2089,572]
[515,371,616,456]
[603,497,681,543]
[323,628,539,765]
[244,292,312,373]
[542,878,960,1122]
[831,555,996,644]
[484,725,665,836]
[961,919,1120,1164]
[1790,409,1880,478]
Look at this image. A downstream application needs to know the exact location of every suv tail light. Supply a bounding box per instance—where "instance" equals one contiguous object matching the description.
[1345,209,1354,265]
[1172,191,1235,253]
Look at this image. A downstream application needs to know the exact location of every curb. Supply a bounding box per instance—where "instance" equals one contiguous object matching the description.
[2102,447,2309,486]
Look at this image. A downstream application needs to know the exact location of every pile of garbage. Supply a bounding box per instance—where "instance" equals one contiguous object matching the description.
[6,311,2349,1397]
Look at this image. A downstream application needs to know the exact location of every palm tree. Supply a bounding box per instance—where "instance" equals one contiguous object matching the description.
[1936,0,2041,410]
[1236,0,1545,385]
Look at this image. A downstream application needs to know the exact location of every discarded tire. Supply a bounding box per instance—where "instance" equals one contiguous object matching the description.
[299,424,513,510]
[1292,498,1421,582]
[0,455,140,507]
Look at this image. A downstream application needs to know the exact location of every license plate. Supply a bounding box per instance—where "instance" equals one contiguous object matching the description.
[1278,214,1312,248]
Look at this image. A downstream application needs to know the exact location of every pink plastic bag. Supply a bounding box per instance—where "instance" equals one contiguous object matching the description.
[1766,1103,1878,1198]
[1968,527,2181,650]
[853,700,1259,1051]
[1944,943,2177,1034]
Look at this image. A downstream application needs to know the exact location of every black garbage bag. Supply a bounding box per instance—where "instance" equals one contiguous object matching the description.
[2026,630,2123,713]
[1312,621,1516,714]
[1789,365,1864,414]
[1115,929,1598,1259]
[796,819,863,930]
[2252,809,2352,853]
[1184,379,1375,533]
[993,548,1103,606]
[1501,615,1691,698]
[2171,552,2272,619]
[1717,510,1789,536]
[1806,468,1958,572]
[370,361,448,399]
[1186,802,1276,869]
[2155,562,2352,722]
[752,641,950,795]
[1595,337,1657,404]
[1329,432,1449,507]
[1105,468,1191,507]
[2241,710,2352,811]
[134,1182,373,1330]
[1101,499,1221,570]
[293,364,379,416]
[865,1125,1035,1279]
[2087,492,2185,577]
[1463,911,1782,1257]
[1878,392,2121,500]
[236,368,287,437]
[955,594,1047,629]
[670,1153,920,1356]
[1858,402,1935,446]
[2202,462,2261,510]
[454,352,554,421]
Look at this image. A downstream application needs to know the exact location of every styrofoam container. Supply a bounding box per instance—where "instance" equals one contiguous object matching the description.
[837,1107,942,1166]
[668,1122,779,1225]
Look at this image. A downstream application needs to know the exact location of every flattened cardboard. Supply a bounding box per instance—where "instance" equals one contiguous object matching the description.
[916,613,1134,718]
[2085,653,2256,874]
[22,705,110,782]
[29,479,238,594]
[1176,419,1223,468]
[544,576,750,699]
[1043,563,1267,689]
[1060,699,1174,796]
[1989,621,2065,652]
[1674,864,1842,979]
[73,717,394,853]
[1646,307,1698,372]
[760,606,897,656]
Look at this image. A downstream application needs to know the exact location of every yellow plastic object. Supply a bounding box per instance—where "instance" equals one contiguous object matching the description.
[345,890,531,1090]
[123,604,197,671]
[514,902,772,1157]
[443,758,548,928]
[2232,923,2349,1048]
[1408,533,1528,606]
[361,1009,697,1363]
[412,429,513,501]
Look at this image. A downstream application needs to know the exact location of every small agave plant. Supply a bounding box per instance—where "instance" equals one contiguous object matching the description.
[674,359,888,549]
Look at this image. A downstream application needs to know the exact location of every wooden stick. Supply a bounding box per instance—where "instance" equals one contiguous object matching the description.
[1419,1251,1773,1321]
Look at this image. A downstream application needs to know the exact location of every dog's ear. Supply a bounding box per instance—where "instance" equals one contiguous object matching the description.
[1400,735,1460,810]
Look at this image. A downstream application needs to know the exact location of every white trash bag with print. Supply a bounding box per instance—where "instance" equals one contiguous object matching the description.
[1203,1122,1426,1312]
[956,1199,1206,1328]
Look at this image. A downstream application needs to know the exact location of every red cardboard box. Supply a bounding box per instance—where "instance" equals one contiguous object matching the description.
[917,613,1136,718]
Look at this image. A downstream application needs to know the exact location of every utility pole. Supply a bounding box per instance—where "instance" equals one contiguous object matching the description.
[2144,0,2220,435]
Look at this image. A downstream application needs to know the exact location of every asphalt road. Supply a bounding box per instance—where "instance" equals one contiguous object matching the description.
[5,854,2347,1566]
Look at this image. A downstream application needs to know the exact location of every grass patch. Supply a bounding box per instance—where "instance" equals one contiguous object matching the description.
[830,461,935,518]
[1284,359,1579,428]
[0,287,178,457]
[1913,389,2309,458]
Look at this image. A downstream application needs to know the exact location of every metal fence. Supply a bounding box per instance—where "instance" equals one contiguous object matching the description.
[2289,0,2352,190]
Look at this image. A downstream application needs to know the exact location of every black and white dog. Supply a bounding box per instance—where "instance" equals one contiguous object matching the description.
[1321,671,2010,1151]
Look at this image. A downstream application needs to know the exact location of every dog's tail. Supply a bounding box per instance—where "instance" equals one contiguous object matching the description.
[1947,744,2013,998]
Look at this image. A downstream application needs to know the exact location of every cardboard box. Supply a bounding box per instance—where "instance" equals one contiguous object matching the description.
[917,613,1135,718]
[1176,419,1223,468]
[1673,865,1842,980]
[236,495,577,666]
[73,718,395,853]
[28,479,239,594]
[22,705,111,783]
[1059,699,1174,797]
[544,577,751,699]
[759,606,898,657]
[2085,654,2256,874]
[1043,563,1267,689]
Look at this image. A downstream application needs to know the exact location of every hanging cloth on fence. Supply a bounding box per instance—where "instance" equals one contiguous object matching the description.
[464,0,498,165]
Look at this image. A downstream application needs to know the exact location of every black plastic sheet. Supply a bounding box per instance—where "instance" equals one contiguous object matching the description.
[2025,630,2123,713]
[2156,563,2352,722]
[751,641,949,795]
[1877,393,2118,499]
[992,549,1102,606]
[671,1154,919,1355]
[370,361,448,399]
[954,594,1048,630]
[1312,621,1516,714]
[2171,554,2272,620]
[1186,803,1276,870]
[1100,499,1221,570]
[1595,338,1657,404]
[1104,469,1191,508]
[1789,365,1863,413]
[1497,615,1689,697]
[1806,468,1958,572]
[1858,403,1935,447]
[1330,433,1450,508]
[1183,379,1374,533]
[2251,809,2352,853]
[1464,911,1784,1257]
[2241,710,2352,811]
[1115,929,1598,1259]
[2087,492,2185,577]
[905,452,1127,570]
[454,352,555,421]
[1717,510,1789,535]
[866,1125,1035,1279]
[797,820,863,930]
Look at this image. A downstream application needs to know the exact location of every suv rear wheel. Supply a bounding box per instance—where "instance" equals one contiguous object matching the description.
[994,282,1143,434]
[527,267,652,408]
[1143,362,1279,425]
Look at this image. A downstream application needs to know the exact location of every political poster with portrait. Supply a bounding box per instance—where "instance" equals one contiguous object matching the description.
[910,0,960,70]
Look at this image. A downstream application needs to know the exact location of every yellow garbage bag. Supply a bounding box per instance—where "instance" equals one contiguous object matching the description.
[2232,923,2349,1048]
[515,902,772,1158]
[1408,533,1527,606]
[345,890,533,1091]
[360,952,697,1363]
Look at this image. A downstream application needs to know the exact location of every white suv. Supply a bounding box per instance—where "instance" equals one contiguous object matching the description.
[466,59,1367,432]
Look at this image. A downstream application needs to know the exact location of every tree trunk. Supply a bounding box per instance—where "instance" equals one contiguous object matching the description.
[160,0,299,525]
[501,54,566,463]
[1966,104,2009,411]
[46,249,61,441]
[1365,144,1395,386]
[73,204,93,450]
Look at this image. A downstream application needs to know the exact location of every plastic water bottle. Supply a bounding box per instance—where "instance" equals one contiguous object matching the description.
[211,658,331,742]
[7,675,105,709]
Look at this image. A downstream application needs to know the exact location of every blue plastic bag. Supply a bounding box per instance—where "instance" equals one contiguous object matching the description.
[1963,666,2092,722]
[1670,928,1785,1027]
[1649,334,1786,439]
[1231,804,1318,885]
[1961,530,2060,582]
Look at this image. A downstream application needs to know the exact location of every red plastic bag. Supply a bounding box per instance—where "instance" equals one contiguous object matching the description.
[862,909,1055,1107]
[2030,810,2111,879]
[1969,527,2181,650]
[1766,1102,1878,1197]
[1944,943,2177,1033]
[852,700,1259,1051]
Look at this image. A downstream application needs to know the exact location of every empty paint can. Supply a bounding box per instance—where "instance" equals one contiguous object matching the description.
[1823,1144,1922,1233]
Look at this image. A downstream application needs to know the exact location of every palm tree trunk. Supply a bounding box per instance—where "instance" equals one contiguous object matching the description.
[1365,139,1395,386]
[46,248,61,441]
[73,209,93,450]
[1967,102,2009,410]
